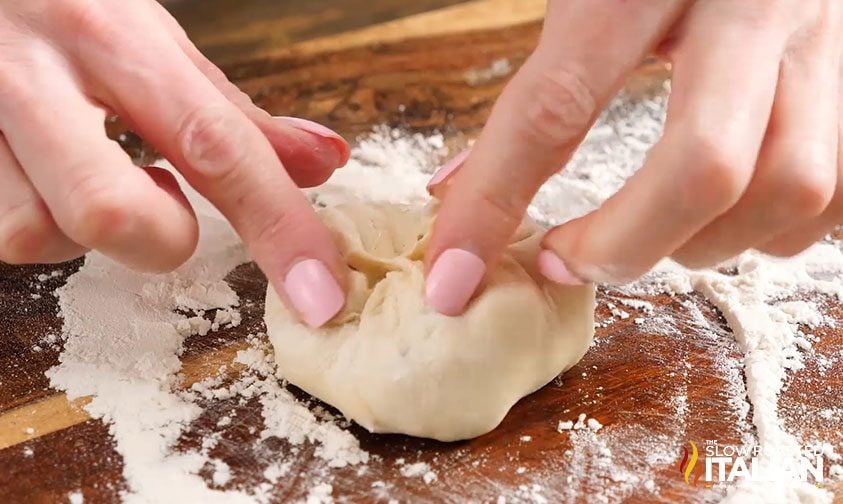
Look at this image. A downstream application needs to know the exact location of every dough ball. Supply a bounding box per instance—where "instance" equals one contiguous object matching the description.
[264,203,595,441]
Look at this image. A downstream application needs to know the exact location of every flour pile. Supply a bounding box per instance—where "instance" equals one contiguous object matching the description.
[49,174,369,502]
[48,79,842,503]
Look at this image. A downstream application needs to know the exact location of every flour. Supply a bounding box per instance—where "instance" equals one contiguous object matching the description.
[48,169,365,501]
[557,413,602,432]
[304,482,333,504]
[689,251,840,503]
[398,461,435,481]
[47,77,842,503]
[527,82,840,502]
[262,462,291,484]
[307,125,446,208]
[512,484,548,504]
[211,459,232,487]
[464,58,513,86]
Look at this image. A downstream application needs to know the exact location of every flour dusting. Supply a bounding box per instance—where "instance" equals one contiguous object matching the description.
[46,78,842,503]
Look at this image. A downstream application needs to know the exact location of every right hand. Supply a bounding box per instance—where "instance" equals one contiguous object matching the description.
[425,0,842,316]
[0,0,349,327]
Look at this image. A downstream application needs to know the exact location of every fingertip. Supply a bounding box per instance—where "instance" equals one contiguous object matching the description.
[273,116,350,166]
[427,149,471,194]
[537,249,586,285]
[282,258,346,327]
[542,222,621,285]
[425,248,486,316]
[255,116,349,188]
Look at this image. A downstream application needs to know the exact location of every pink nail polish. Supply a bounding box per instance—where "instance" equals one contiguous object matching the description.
[428,149,471,189]
[276,116,342,140]
[425,248,486,316]
[275,116,350,164]
[537,249,585,285]
[284,259,345,327]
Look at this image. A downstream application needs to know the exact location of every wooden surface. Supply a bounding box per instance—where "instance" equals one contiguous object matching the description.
[1,1,841,502]
[162,0,470,65]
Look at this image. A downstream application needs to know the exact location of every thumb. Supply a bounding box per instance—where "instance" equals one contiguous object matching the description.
[424,0,687,315]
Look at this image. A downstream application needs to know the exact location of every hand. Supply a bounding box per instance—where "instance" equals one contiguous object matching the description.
[425,0,843,315]
[0,0,349,327]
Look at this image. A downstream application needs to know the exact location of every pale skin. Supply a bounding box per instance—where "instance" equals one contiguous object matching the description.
[1,0,841,326]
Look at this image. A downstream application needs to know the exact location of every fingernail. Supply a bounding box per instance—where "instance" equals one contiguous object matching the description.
[283,259,345,327]
[275,116,350,165]
[428,149,470,189]
[537,249,585,285]
[425,248,486,316]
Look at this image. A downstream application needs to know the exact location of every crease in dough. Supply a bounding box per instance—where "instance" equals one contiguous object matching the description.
[264,202,595,441]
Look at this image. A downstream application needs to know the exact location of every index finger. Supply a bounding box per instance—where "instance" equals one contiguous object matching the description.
[425,0,688,315]
[60,8,348,327]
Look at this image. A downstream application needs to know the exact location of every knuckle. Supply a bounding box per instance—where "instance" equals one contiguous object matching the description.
[65,172,133,246]
[732,2,788,32]
[53,0,117,47]
[474,186,524,231]
[250,204,310,248]
[775,153,835,218]
[679,132,752,212]
[0,67,37,113]
[177,105,250,181]
[519,66,596,148]
[0,201,55,264]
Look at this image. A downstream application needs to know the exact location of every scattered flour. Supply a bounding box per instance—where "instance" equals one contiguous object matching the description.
[261,462,291,484]
[399,461,432,479]
[558,414,602,432]
[68,491,84,504]
[49,171,366,502]
[305,482,333,504]
[527,82,841,503]
[463,58,513,86]
[211,459,232,487]
[557,420,574,432]
[307,125,446,208]
[46,78,842,503]
[513,484,548,504]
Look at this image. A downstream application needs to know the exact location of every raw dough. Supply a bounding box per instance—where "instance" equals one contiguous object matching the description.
[264,203,595,441]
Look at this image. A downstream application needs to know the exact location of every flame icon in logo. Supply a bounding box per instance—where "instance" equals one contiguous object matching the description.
[679,441,704,484]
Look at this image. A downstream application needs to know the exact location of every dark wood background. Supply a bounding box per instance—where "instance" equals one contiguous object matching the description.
[0,1,840,502]
[164,0,468,65]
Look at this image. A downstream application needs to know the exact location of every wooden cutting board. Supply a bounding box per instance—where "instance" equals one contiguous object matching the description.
[0,1,841,502]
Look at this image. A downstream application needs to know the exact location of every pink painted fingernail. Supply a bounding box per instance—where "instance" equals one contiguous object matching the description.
[276,116,341,140]
[537,249,585,285]
[428,149,471,189]
[425,248,486,316]
[284,259,345,327]
[275,116,350,165]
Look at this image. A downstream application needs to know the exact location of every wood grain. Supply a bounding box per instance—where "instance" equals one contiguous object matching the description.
[278,0,546,57]
[0,395,90,451]
[1,1,841,503]
[162,0,472,65]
